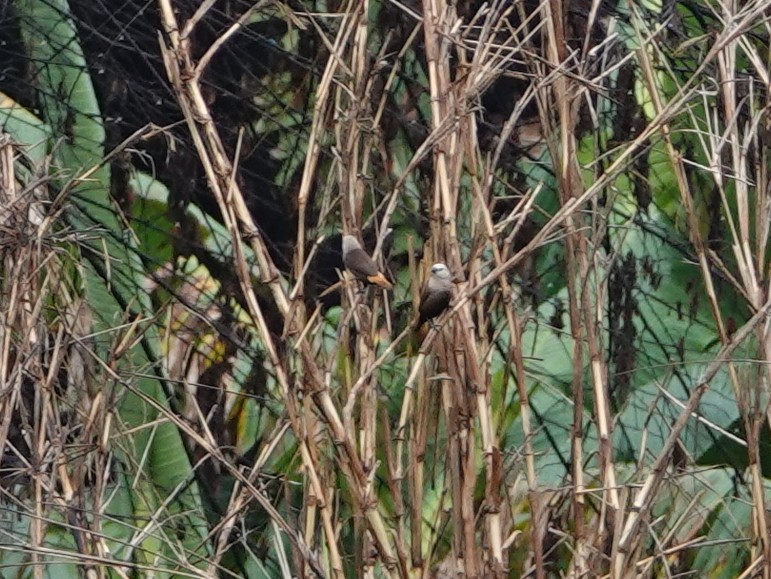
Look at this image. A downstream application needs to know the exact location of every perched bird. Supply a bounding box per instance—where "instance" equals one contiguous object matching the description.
[342,234,393,290]
[305,228,393,309]
[417,263,453,327]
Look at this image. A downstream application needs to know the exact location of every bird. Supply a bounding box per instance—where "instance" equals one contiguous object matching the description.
[342,234,393,290]
[417,263,453,327]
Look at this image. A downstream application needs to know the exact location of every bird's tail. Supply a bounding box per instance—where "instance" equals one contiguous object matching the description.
[406,315,428,356]
[367,272,394,290]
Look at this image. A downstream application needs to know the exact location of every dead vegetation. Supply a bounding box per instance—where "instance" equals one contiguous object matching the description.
[2,0,771,577]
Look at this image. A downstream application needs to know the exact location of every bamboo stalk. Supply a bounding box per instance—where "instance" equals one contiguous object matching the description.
[156,2,404,574]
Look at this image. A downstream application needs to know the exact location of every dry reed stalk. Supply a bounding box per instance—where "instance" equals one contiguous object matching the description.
[462,7,552,572]
[81,340,324,575]
[156,1,408,575]
[203,420,291,573]
[712,10,771,577]
[455,10,549,572]
[419,0,507,574]
[620,4,771,577]
[530,0,620,573]
[0,137,42,575]
[141,0,771,576]
[2,138,45,578]
[612,295,771,576]
[331,0,416,570]
[293,0,358,292]
[0,136,124,576]
[463,81,537,579]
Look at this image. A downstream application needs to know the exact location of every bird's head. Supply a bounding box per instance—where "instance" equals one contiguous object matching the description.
[342,234,361,254]
[430,263,452,280]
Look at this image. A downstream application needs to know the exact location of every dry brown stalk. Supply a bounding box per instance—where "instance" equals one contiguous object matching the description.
[418,0,509,574]
[528,0,619,572]
[626,4,771,577]
[0,135,131,576]
[156,1,410,575]
[98,0,771,576]
[2,137,42,578]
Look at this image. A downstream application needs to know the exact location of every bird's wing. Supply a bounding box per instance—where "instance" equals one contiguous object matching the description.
[418,288,452,324]
[344,248,380,277]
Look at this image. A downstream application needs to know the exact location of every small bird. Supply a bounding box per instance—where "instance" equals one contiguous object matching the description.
[417,263,453,327]
[342,234,393,290]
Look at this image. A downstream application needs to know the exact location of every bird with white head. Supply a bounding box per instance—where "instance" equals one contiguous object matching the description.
[417,262,453,327]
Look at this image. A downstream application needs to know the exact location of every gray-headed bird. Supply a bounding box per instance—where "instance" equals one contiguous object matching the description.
[342,234,393,290]
[417,263,453,327]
